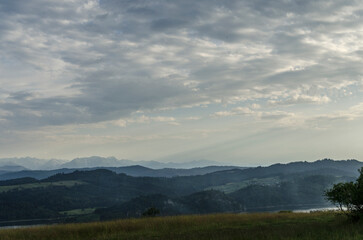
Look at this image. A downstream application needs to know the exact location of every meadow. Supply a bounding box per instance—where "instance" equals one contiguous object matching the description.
[0,211,362,240]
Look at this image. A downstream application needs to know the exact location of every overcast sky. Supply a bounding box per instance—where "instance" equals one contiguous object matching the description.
[1,0,363,165]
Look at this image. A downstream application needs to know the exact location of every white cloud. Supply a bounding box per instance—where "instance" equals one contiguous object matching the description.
[268,95,331,105]
[112,115,178,127]
[212,107,254,117]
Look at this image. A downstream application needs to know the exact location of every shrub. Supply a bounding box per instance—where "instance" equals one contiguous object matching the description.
[325,167,363,220]
[142,207,160,217]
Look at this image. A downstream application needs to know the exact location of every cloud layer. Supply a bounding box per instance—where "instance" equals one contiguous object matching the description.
[1,0,363,163]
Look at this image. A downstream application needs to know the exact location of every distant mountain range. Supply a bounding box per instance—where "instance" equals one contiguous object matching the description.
[0,157,67,170]
[60,156,222,169]
[0,165,28,176]
[0,158,361,224]
[0,165,247,181]
[0,156,223,170]
[0,157,361,182]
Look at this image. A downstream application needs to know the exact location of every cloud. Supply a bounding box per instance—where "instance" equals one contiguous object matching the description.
[113,115,178,127]
[0,0,363,145]
[268,95,331,105]
[212,107,254,117]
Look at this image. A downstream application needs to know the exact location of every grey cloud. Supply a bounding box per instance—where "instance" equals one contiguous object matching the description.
[151,18,189,32]
[0,77,187,129]
[1,0,363,131]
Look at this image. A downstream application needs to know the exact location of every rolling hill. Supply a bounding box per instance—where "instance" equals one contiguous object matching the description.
[0,159,360,225]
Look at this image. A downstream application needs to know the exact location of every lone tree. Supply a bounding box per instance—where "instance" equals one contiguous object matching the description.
[325,167,363,220]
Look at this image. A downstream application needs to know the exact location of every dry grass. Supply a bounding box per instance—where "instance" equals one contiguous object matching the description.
[0,211,362,240]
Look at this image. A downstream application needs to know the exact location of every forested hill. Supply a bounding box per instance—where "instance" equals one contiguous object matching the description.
[0,159,361,225]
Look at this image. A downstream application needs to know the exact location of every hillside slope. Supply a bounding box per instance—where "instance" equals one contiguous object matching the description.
[0,159,360,223]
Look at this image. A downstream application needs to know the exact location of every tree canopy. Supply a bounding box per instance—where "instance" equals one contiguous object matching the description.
[325,167,363,220]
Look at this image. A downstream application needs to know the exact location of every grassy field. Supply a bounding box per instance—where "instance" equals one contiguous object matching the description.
[0,211,362,240]
[0,181,85,193]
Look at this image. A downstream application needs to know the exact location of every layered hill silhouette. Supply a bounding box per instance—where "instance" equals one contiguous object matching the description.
[0,158,361,225]
[0,165,246,181]
[0,156,222,170]
[59,157,220,169]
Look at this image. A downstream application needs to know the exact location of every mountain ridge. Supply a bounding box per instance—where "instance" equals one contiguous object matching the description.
[0,165,246,181]
[0,156,224,170]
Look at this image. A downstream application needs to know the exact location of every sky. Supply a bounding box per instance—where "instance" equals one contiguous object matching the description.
[0,0,363,165]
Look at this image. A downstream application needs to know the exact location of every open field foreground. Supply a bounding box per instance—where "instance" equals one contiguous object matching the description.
[0,212,362,240]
